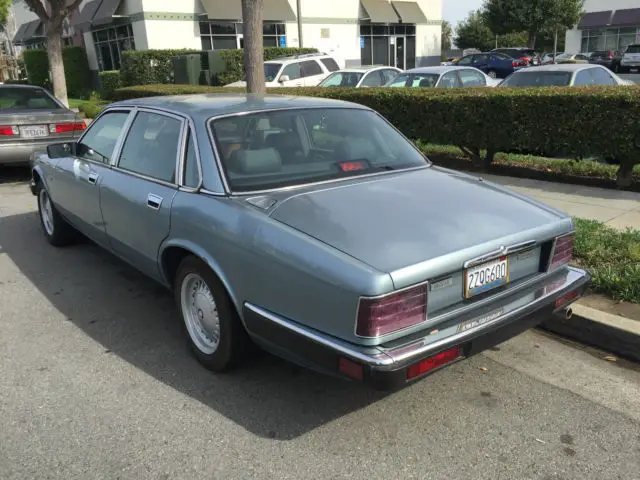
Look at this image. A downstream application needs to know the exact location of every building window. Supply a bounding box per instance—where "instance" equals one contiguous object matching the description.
[360,24,416,69]
[581,27,640,54]
[92,24,135,72]
[199,21,285,50]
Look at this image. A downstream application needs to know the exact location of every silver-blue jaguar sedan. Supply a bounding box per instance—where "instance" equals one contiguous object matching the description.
[29,94,589,390]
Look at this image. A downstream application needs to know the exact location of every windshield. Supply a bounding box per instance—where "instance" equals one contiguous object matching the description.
[626,45,640,53]
[387,73,439,88]
[318,71,364,87]
[210,108,428,192]
[501,71,572,87]
[264,63,282,82]
[0,87,61,110]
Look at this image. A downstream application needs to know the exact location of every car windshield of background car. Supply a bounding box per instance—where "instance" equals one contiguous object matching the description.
[210,108,429,192]
[0,88,61,110]
[501,71,571,87]
[626,45,640,53]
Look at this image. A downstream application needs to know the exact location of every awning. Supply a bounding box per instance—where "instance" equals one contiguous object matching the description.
[13,22,31,44]
[610,8,640,27]
[577,10,612,29]
[92,0,125,26]
[392,1,427,24]
[73,0,101,28]
[360,0,400,23]
[201,0,296,21]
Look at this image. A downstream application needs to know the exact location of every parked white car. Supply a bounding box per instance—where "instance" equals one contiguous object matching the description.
[224,53,341,88]
[620,44,640,73]
[499,64,635,87]
[317,66,401,87]
[385,66,502,88]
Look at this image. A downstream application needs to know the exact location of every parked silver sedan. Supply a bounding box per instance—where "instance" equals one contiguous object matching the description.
[385,66,502,88]
[318,66,401,87]
[29,94,589,390]
[500,64,635,87]
[0,85,86,165]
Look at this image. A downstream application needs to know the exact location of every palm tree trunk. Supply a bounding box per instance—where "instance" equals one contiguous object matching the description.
[241,0,265,94]
[47,28,68,107]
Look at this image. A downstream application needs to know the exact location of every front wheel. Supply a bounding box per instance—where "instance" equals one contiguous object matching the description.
[174,256,250,372]
[487,70,497,79]
[36,185,76,247]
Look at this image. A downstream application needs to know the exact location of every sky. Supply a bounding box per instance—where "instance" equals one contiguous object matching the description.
[443,0,484,28]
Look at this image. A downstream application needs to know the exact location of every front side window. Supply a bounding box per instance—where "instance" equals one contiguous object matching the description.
[0,87,60,110]
[118,111,182,183]
[76,111,130,163]
[456,56,473,65]
[318,72,364,87]
[210,108,428,192]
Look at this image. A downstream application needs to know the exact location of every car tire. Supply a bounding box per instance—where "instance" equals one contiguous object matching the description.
[487,70,497,79]
[174,255,250,372]
[36,184,76,247]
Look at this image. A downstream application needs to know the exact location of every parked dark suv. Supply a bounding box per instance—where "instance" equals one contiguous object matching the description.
[492,48,541,66]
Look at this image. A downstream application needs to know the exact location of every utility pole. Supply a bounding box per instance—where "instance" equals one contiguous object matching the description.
[296,0,303,47]
[553,29,558,63]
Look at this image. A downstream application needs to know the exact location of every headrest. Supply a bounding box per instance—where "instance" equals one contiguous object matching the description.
[228,148,282,175]
[419,78,433,87]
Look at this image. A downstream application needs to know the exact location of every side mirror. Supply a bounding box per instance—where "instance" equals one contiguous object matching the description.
[47,142,74,159]
[279,75,290,83]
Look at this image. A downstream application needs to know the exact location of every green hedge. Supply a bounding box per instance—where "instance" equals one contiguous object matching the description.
[99,70,122,99]
[110,83,640,186]
[78,101,107,119]
[213,47,318,85]
[120,49,200,86]
[62,46,91,97]
[23,49,49,89]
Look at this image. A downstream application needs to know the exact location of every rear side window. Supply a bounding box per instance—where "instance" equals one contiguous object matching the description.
[459,69,486,87]
[360,71,384,87]
[438,71,461,88]
[280,63,301,80]
[589,67,616,85]
[118,111,182,183]
[301,60,323,77]
[320,58,340,72]
[573,70,594,86]
[0,87,61,110]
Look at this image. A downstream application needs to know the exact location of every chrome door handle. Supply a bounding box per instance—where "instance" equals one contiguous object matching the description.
[87,173,99,185]
[146,193,163,210]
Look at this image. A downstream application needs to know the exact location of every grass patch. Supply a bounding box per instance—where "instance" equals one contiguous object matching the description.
[574,218,640,303]
[417,142,640,183]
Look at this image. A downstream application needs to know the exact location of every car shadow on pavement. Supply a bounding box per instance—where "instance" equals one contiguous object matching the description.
[0,211,388,440]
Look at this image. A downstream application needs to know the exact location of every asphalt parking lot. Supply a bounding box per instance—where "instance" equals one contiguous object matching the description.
[1,168,639,480]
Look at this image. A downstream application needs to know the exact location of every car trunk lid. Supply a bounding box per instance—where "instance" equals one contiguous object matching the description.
[0,109,82,143]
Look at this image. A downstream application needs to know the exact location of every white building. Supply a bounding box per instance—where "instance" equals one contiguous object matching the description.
[69,0,441,75]
[565,0,640,53]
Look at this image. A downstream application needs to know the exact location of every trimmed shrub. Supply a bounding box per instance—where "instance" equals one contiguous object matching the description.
[99,70,122,99]
[62,46,91,97]
[23,49,49,89]
[78,102,106,119]
[110,83,640,187]
[212,47,318,85]
[120,49,200,86]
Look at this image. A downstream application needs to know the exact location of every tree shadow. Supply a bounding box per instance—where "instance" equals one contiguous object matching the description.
[0,211,387,440]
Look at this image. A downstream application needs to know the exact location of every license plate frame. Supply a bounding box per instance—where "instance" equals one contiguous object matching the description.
[464,256,510,299]
[19,125,48,138]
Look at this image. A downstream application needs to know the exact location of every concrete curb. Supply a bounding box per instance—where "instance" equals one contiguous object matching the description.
[540,303,640,363]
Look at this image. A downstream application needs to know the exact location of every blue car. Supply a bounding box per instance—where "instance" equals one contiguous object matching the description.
[455,52,527,79]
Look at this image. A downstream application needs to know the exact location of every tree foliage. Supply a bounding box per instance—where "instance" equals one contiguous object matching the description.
[441,20,453,52]
[484,0,583,48]
[454,10,494,51]
[0,0,11,26]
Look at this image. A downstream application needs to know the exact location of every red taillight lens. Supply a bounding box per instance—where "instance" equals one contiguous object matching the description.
[50,122,87,134]
[549,233,574,271]
[0,125,19,136]
[609,50,614,59]
[407,346,461,380]
[356,284,428,337]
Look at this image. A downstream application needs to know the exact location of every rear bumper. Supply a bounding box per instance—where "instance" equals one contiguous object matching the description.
[243,267,590,390]
[0,138,74,165]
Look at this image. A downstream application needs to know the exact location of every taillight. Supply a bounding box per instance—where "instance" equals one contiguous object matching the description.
[609,50,614,59]
[356,283,428,337]
[0,125,19,136]
[407,346,461,380]
[549,233,574,271]
[49,122,86,134]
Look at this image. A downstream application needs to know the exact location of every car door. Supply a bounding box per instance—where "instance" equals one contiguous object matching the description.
[278,62,303,87]
[300,59,326,86]
[98,109,183,281]
[49,109,131,246]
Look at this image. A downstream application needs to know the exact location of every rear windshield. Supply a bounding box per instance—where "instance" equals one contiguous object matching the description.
[318,71,364,87]
[0,87,61,110]
[501,71,572,87]
[626,45,640,53]
[387,73,439,87]
[210,108,428,192]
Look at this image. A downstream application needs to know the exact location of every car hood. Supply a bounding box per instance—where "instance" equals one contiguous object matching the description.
[268,167,566,278]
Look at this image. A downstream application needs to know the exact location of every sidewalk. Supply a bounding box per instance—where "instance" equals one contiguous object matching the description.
[482,173,640,230]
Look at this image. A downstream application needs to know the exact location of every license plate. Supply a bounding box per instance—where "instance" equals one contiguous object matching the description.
[19,125,48,138]
[465,257,510,298]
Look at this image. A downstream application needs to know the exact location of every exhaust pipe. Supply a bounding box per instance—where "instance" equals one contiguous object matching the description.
[554,307,573,320]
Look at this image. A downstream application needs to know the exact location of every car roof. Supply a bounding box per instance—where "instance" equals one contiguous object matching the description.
[265,54,333,64]
[109,93,369,119]
[515,64,596,72]
[403,66,481,74]
[330,66,398,72]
